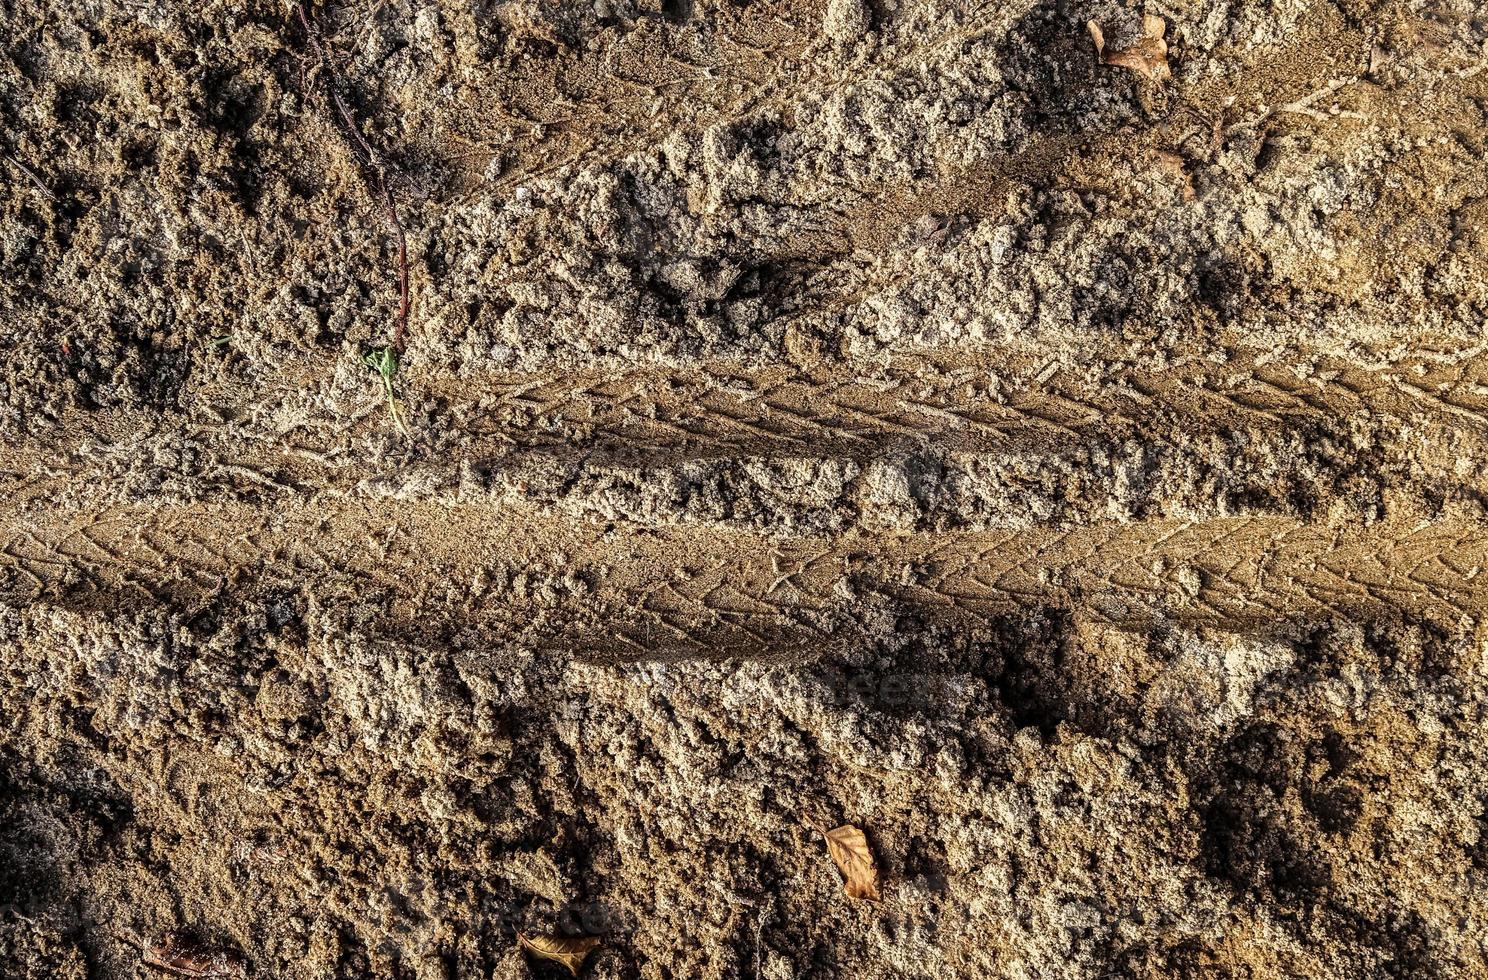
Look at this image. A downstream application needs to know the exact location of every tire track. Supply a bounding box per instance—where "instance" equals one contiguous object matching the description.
[23,342,1488,483]
[373,347,1488,461]
[3,498,1484,658]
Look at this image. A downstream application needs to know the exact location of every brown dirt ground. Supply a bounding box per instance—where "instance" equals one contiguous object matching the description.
[4,0,1488,977]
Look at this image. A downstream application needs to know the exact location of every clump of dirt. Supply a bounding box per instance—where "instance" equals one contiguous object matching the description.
[3,0,1488,977]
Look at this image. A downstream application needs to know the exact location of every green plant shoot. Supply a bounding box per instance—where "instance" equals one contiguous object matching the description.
[363,346,411,438]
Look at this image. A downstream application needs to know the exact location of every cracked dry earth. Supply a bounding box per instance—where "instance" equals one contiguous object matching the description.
[3,0,1488,977]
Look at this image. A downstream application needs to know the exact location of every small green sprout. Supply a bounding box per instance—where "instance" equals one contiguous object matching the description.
[363,346,411,438]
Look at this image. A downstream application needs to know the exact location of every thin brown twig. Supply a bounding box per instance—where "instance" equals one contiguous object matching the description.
[383,182,409,350]
[294,3,410,352]
[4,153,57,202]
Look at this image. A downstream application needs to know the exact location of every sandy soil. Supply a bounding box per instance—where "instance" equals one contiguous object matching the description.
[3,0,1488,977]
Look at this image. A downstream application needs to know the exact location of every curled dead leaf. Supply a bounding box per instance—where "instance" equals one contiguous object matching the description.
[1088,15,1171,82]
[142,934,245,979]
[518,933,600,976]
[816,821,881,901]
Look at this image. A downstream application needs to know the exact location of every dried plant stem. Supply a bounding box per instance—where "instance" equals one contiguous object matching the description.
[4,153,56,202]
[383,181,409,351]
[295,4,410,354]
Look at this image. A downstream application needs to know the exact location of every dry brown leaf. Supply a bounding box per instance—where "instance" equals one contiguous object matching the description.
[1088,15,1171,82]
[142,934,244,979]
[518,933,600,977]
[817,822,881,901]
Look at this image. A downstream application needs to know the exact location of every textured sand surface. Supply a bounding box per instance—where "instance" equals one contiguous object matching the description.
[3,0,1488,977]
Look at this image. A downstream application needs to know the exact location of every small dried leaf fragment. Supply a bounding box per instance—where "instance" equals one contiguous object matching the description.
[1088,15,1171,82]
[142,934,245,979]
[518,934,600,977]
[1153,150,1196,201]
[818,822,881,901]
